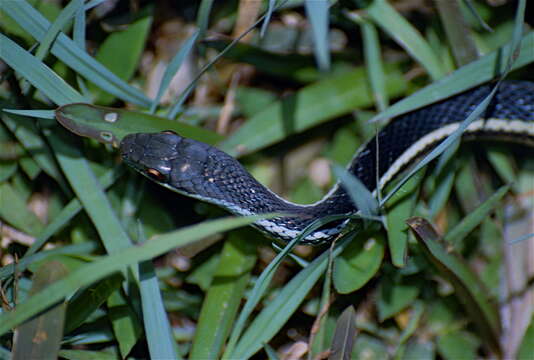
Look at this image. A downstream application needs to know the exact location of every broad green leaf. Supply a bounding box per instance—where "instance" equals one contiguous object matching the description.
[377,275,420,321]
[89,15,153,105]
[220,66,406,157]
[437,330,480,360]
[55,103,222,147]
[352,334,388,360]
[334,234,384,294]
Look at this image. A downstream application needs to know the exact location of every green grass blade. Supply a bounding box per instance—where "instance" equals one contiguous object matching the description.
[0,33,84,105]
[34,0,84,62]
[149,31,199,114]
[329,306,357,359]
[222,233,304,358]
[305,0,330,71]
[58,349,118,360]
[0,243,97,281]
[48,133,133,254]
[190,231,257,359]
[1,0,152,106]
[428,168,457,218]
[435,0,479,66]
[407,217,501,354]
[444,184,511,248]
[260,0,277,37]
[167,11,270,119]
[2,111,64,186]
[228,233,354,359]
[11,261,68,360]
[383,168,426,267]
[135,222,179,360]
[462,0,492,32]
[370,31,533,122]
[366,0,445,80]
[196,0,214,41]
[64,274,123,334]
[25,168,121,258]
[2,109,55,119]
[0,215,272,336]
[346,12,388,111]
[333,164,379,218]
[380,81,502,207]
[107,291,142,357]
[223,215,354,359]
[139,258,179,359]
[361,20,388,111]
[0,182,44,236]
[73,3,86,48]
[486,148,516,188]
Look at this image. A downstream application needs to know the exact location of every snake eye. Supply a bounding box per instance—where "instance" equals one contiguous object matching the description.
[146,168,166,181]
[161,130,177,135]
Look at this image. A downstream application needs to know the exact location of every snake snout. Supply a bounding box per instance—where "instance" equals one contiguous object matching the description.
[120,133,145,162]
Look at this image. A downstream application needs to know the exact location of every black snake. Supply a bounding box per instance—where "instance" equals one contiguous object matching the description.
[120,81,534,244]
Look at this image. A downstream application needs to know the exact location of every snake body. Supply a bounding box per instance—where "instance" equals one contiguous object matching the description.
[120,81,534,244]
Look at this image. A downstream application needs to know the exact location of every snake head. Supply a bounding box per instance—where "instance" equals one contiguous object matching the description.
[120,131,214,197]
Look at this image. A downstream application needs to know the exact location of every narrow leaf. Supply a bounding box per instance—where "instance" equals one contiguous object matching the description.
[329,306,357,360]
